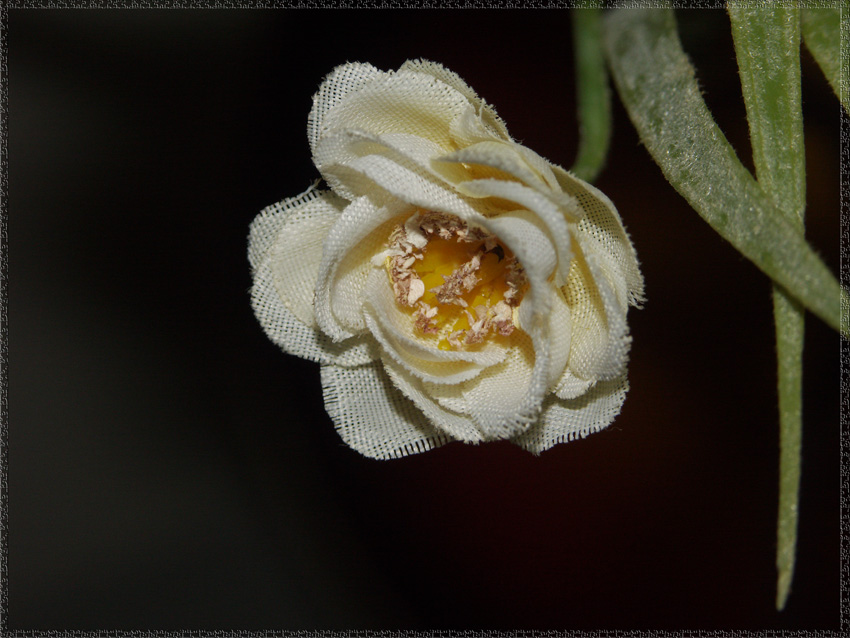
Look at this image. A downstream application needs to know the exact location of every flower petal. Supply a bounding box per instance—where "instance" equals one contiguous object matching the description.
[320,150,482,220]
[454,178,575,283]
[320,361,451,459]
[381,355,484,444]
[547,286,572,388]
[399,59,511,139]
[314,129,470,203]
[427,210,558,437]
[561,236,631,381]
[308,62,385,155]
[553,165,645,307]
[437,140,559,198]
[424,327,540,440]
[513,375,628,454]
[555,369,595,400]
[314,195,410,340]
[312,67,474,154]
[249,187,374,366]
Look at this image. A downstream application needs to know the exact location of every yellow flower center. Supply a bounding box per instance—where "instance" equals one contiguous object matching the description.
[385,212,527,350]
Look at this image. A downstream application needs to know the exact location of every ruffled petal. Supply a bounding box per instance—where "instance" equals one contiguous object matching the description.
[248,187,374,366]
[314,129,469,203]
[453,178,575,283]
[561,234,630,382]
[546,286,572,388]
[424,327,538,440]
[313,195,411,340]
[320,150,482,221]
[553,164,644,308]
[320,361,451,459]
[381,356,484,444]
[513,375,628,454]
[308,62,385,155]
[437,140,560,199]
[312,68,474,156]
[398,59,511,143]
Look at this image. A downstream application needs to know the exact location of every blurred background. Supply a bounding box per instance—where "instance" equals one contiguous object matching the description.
[6,8,841,630]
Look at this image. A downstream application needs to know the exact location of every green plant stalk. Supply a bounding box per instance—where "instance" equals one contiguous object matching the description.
[602,7,847,336]
[801,7,846,110]
[571,4,611,183]
[728,3,805,611]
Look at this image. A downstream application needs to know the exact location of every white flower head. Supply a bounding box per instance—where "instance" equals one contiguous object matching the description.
[249,60,644,459]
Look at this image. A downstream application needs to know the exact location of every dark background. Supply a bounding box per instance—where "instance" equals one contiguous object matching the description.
[5,8,842,631]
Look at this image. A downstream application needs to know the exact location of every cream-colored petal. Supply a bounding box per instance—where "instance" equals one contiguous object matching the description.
[437,140,555,197]
[425,326,541,441]
[381,356,484,444]
[398,59,512,144]
[553,164,644,307]
[562,235,630,382]
[314,129,469,202]
[483,210,557,287]
[555,369,595,400]
[264,189,344,327]
[248,187,373,367]
[248,185,327,270]
[321,152,481,221]
[454,178,575,283]
[308,62,385,156]
[251,261,374,367]
[546,286,572,389]
[362,268,505,385]
[314,196,411,341]
[313,68,474,154]
[513,375,628,455]
[321,362,450,459]
[439,211,559,438]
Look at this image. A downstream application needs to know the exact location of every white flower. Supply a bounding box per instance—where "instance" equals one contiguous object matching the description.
[248,60,644,459]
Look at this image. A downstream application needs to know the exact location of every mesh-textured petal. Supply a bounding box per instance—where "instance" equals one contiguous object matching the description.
[314,69,472,154]
[424,327,539,440]
[559,235,630,382]
[322,152,480,221]
[555,369,595,401]
[321,361,451,459]
[314,195,409,340]
[455,178,575,283]
[553,164,644,307]
[546,286,572,388]
[439,140,554,196]
[381,355,484,444]
[513,375,628,455]
[308,62,384,155]
[398,59,512,143]
[265,190,344,327]
[249,187,374,367]
[315,130,469,192]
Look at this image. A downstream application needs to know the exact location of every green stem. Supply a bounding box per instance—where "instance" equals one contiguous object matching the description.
[571,4,611,183]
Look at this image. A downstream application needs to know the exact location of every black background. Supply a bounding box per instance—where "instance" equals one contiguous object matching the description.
[6,8,842,631]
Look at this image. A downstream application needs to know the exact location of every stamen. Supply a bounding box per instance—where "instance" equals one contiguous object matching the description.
[385,212,528,350]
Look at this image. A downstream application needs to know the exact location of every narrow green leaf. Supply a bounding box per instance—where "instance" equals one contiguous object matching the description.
[801,7,846,110]
[603,8,847,335]
[571,4,611,183]
[772,288,804,610]
[728,3,805,611]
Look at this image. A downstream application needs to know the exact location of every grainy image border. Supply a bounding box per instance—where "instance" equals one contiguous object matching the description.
[0,1,845,637]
